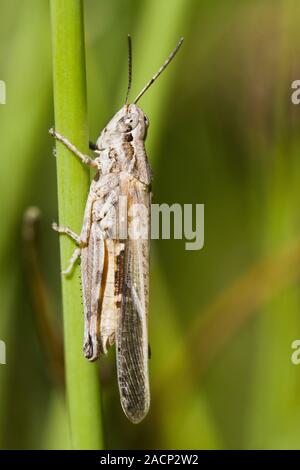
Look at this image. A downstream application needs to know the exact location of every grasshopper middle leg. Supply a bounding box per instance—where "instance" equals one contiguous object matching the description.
[62,248,81,275]
[52,223,82,275]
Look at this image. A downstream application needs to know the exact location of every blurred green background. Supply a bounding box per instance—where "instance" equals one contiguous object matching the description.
[1,0,300,450]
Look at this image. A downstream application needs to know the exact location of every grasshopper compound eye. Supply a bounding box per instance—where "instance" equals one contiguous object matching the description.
[117,113,139,133]
[124,113,139,128]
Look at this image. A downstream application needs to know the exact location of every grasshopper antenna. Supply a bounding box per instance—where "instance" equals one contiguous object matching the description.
[125,34,132,105]
[133,37,184,104]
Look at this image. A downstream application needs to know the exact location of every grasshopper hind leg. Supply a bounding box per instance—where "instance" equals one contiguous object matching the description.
[81,224,105,362]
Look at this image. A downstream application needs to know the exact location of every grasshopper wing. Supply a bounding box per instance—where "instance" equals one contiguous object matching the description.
[116,180,151,423]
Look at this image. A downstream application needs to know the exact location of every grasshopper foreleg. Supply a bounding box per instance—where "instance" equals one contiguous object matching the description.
[49,128,98,169]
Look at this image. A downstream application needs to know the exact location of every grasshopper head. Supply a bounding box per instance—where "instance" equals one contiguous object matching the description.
[116,103,149,139]
[96,104,149,150]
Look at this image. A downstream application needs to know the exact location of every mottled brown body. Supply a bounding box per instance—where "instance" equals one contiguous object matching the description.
[50,36,183,423]
[51,104,151,423]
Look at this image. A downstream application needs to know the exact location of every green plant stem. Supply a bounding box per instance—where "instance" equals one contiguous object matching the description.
[50,0,103,449]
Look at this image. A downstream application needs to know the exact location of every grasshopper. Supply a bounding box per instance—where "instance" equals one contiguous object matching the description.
[50,36,183,423]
